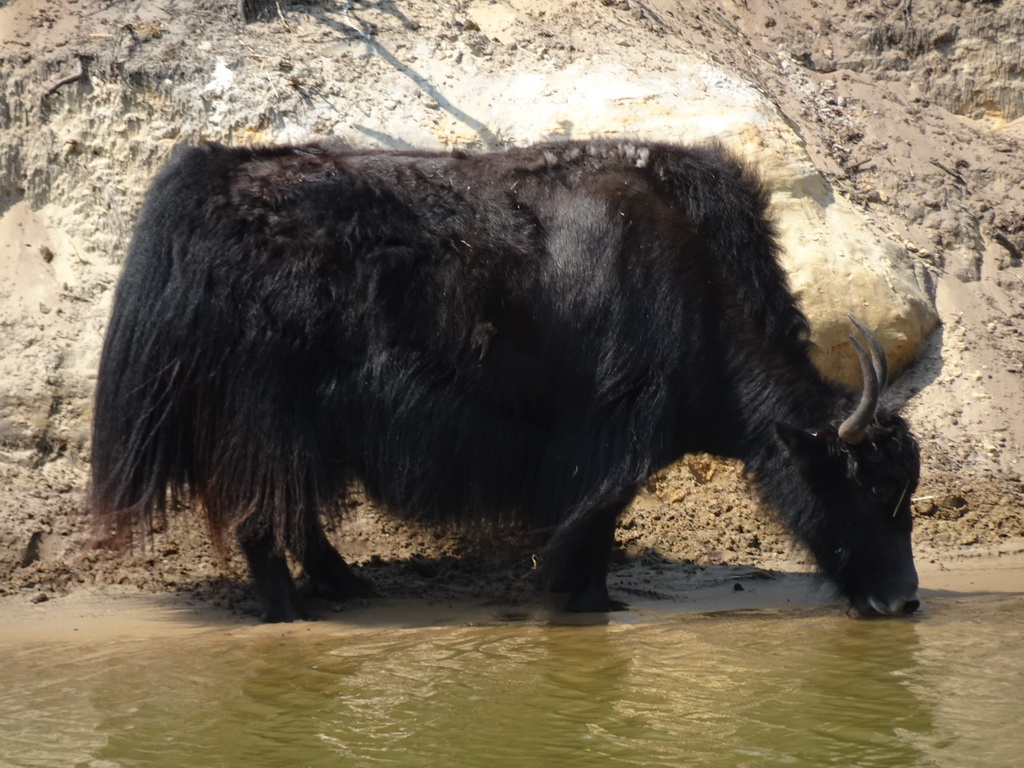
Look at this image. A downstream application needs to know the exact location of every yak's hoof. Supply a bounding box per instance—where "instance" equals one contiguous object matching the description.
[260,603,310,623]
[563,582,621,613]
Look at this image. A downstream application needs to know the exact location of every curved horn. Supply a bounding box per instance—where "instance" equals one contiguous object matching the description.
[847,313,888,391]
[838,321,882,445]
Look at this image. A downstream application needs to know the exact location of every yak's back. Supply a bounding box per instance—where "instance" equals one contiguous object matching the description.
[91,138,810,546]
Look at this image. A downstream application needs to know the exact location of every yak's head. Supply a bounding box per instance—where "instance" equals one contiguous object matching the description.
[776,316,921,617]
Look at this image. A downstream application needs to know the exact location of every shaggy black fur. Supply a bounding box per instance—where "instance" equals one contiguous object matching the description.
[90,139,920,621]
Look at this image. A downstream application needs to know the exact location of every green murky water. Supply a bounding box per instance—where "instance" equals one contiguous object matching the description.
[2,596,1023,767]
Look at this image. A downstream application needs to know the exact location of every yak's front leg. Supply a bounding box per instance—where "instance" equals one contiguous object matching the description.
[238,531,307,623]
[540,485,638,613]
[291,515,374,601]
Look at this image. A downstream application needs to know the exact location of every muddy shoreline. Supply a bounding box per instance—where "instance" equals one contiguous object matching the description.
[4,549,1024,645]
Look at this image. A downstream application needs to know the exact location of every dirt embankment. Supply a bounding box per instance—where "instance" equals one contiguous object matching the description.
[0,0,1022,620]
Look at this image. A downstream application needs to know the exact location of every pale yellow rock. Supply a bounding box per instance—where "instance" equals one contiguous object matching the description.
[342,56,938,387]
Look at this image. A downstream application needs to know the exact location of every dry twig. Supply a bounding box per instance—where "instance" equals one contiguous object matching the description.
[43,56,85,98]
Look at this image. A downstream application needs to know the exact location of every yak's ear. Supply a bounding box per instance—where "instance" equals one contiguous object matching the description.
[775,422,831,471]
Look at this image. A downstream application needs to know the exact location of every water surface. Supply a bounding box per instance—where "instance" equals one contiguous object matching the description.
[2,595,1023,767]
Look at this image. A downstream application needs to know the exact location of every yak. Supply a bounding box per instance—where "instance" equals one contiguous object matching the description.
[89,139,921,622]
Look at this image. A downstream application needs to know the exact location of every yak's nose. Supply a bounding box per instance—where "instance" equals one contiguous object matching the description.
[901,597,921,614]
[860,594,921,616]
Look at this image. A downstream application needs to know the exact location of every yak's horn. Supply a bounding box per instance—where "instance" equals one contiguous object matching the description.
[847,313,888,391]
[838,315,886,445]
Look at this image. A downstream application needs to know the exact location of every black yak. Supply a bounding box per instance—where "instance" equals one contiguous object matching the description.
[90,139,921,622]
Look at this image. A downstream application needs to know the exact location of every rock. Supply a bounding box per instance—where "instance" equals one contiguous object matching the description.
[415,57,937,385]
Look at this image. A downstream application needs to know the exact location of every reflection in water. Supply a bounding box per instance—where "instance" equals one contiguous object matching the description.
[2,596,1023,767]
[735,617,931,766]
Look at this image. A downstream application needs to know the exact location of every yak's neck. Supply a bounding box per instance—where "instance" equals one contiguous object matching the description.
[724,354,837,542]
[729,344,837,468]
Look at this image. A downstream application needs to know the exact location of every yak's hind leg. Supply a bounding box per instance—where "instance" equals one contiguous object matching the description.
[290,514,373,601]
[238,531,307,623]
[539,484,639,613]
